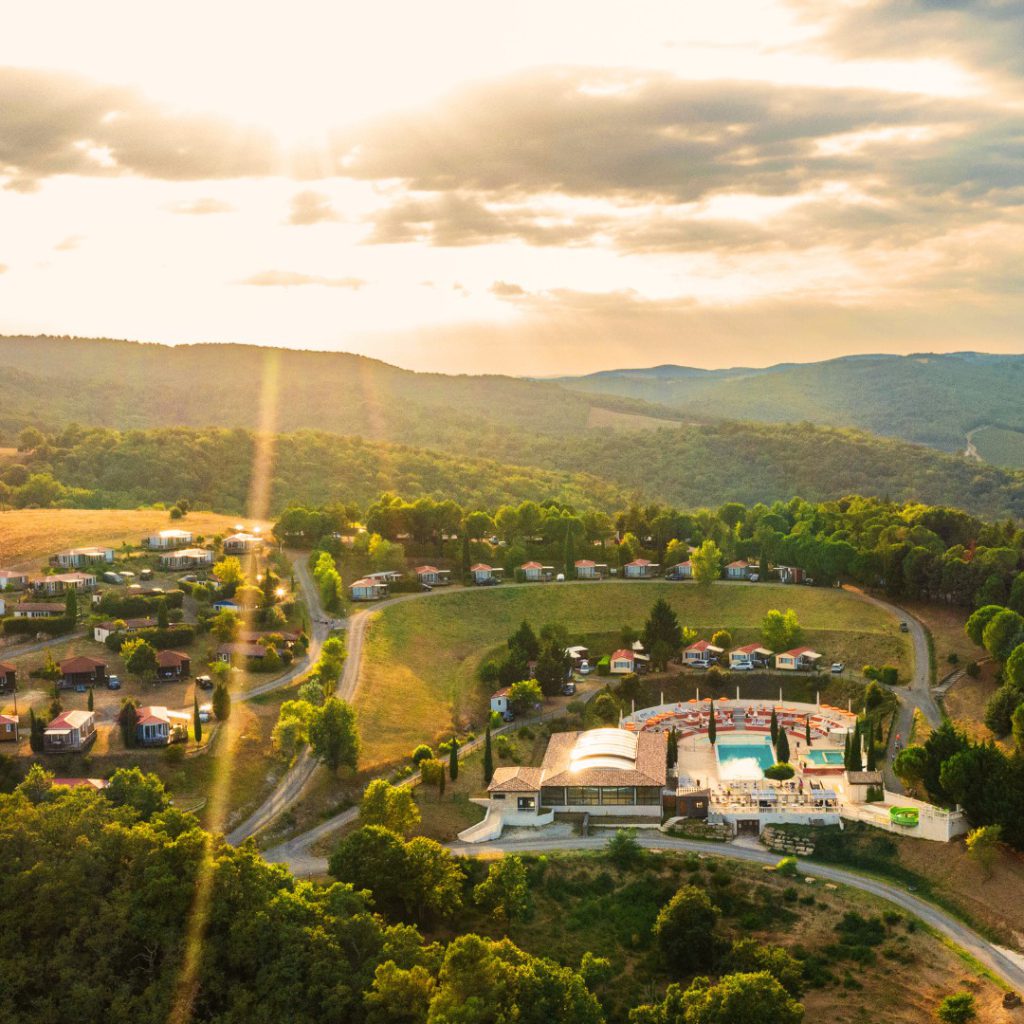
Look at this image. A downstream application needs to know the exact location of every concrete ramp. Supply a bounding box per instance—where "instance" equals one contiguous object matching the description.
[458,807,505,844]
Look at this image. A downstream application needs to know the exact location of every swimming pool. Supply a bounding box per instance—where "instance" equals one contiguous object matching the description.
[805,749,845,766]
[715,737,775,780]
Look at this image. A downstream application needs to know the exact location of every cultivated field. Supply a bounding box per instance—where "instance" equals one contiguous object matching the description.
[355,580,909,769]
[0,508,272,569]
[972,424,1024,469]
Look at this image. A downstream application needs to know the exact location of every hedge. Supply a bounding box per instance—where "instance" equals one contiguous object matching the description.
[596,655,611,677]
[2,616,75,637]
[96,590,185,618]
[104,625,196,652]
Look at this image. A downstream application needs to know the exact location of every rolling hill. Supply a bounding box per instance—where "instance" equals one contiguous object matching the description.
[553,352,1024,453]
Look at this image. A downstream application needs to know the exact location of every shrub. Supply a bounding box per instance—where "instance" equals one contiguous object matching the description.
[936,992,977,1023]
[596,655,611,676]
[765,762,795,780]
[653,885,720,972]
[947,652,959,665]
[775,856,798,877]
[879,665,899,686]
[411,744,433,766]
[606,828,644,870]
[495,735,515,760]
[965,662,980,678]
[864,680,885,710]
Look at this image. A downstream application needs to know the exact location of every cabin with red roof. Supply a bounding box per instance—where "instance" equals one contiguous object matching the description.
[43,709,96,753]
[683,639,724,667]
[59,655,108,689]
[725,559,756,580]
[519,561,554,582]
[728,643,773,670]
[623,559,659,579]
[416,566,451,586]
[775,647,823,671]
[574,559,608,579]
[470,564,503,584]
[0,711,19,742]
[0,660,15,691]
[156,650,191,680]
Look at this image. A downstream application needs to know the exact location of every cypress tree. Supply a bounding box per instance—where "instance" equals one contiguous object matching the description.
[776,726,790,764]
[564,529,576,579]
[843,729,852,770]
[87,687,94,712]
[866,719,876,771]
[770,707,779,745]
[64,587,78,623]
[449,737,459,781]
[29,709,43,753]
[157,598,169,630]
[461,534,471,583]
[193,694,202,743]
[805,715,811,745]
[708,699,717,746]
[483,723,494,784]
[667,727,678,769]
[850,721,863,771]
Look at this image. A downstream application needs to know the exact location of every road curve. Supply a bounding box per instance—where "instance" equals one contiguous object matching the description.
[842,585,943,793]
[452,833,1024,992]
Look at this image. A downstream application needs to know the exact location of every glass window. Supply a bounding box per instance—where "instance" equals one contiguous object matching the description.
[600,787,635,805]
[517,797,536,811]
[635,787,662,806]
[565,786,600,806]
[540,787,565,806]
[492,793,506,800]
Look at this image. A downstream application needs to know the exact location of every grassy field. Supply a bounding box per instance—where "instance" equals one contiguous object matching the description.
[0,508,272,569]
[972,425,1024,469]
[355,580,909,770]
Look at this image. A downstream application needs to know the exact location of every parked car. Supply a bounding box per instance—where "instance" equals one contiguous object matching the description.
[478,577,500,587]
[501,710,515,722]
[198,703,213,723]
[140,569,153,581]
[107,675,121,690]
[831,662,845,674]
[578,660,591,674]
[421,582,433,592]
[74,682,87,693]
[748,573,760,582]
[899,621,910,633]
[195,674,213,690]
[556,573,565,582]
[562,681,577,696]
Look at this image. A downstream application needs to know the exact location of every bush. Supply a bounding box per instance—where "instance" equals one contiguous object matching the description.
[2,616,74,638]
[606,828,644,870]
[765,762,795,780]
[965,662,980,678]
[775,856,798,877]
[410,744,433,766]
[864,680,885,710]
[653,885,721,972]
[596,655,611,677]
[495,735,516,760]
[936,992,977,1023]
[879,665,899,686]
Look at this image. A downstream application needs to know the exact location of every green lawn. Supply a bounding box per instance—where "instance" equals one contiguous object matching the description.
[355,581,909,769]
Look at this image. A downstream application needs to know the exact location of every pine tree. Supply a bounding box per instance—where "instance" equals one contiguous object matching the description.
[193,694,202,743]
[449,737,459,781]
[483,723,494,784]
[708,699,717,746]
[770,707,779,745]
[776,726,790,764]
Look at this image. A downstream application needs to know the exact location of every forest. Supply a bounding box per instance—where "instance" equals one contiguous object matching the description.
[6,417,1024,519]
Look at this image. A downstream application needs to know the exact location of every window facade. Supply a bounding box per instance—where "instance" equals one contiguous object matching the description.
[565,786,601,806]
[599,786,634,805]
[517,796,536,811]
[636,787,662,805]
[540,787,565,806]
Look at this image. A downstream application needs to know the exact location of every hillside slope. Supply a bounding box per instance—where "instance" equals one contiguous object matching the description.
[555,352,1024,451]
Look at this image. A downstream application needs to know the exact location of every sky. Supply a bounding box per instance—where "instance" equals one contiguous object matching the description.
[0,0,1021,375]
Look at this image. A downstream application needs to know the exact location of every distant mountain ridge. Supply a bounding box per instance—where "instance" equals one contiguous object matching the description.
[552,352,1024,452]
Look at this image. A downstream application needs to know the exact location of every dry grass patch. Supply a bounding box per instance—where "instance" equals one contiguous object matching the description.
[0,507,271,569]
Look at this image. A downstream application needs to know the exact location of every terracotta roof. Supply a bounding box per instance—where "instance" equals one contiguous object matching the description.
[60,655,106,673]
[350,577,384,588]
[520,561,544,569]
[155,650,189,667]
[780,647,822,659]
[0,713,18,725]
[540,730,667,788]
[218,642,266,658]
[416,565,439,574]
[686,640,723,653]
[610,649,635,660]
[488,766,545,792]
[12,602,64,613]
[470,563,494,572]
[0,660,15,673]
[0,570,28,579]
[491,687,511,698]
[97,617,156,631]
[136,706,172,726]
[733,644,772,655]
[847,770,884,785]
[727,560,749,568]
[47,709,94,730]
[626,559,652,566]
[574,559,596,567]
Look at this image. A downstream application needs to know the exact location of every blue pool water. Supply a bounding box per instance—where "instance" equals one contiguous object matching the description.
[716,739,775,773]
[805,749,844,765]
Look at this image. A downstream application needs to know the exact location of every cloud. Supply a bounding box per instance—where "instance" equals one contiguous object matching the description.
[240,270,366,289]
[796,0,1024,87]
[288,190,339,225]
[0,263,7,274]
[168,197,235,215]
[490,280,526,297]
[0,66,279,188]
[54,235,84,251]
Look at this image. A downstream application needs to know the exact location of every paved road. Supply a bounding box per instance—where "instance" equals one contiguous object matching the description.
[0,627,88,659]
[451,832,1024,992]
[225,554,332,843]
[843,586,943,793]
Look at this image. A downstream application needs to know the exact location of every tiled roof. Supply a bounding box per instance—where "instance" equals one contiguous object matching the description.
[540,730,667,788]
[488,766,545,792]
[60,655,106,673]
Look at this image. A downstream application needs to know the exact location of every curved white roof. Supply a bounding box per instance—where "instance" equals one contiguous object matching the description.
[569,728,639,772]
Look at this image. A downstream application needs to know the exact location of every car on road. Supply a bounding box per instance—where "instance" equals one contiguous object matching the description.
[421,582,433,592]
[899,621,910,633]
[195,674,213,690]
[198,703,213,723]
[107,675,121,690]
[562,681,576,696]
[831,662,845,674]
[578,660,591,674]
[501,710,515,722]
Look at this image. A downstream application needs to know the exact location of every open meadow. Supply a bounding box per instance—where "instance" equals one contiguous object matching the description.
[0,507,272,569]
[355,580,910,769]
